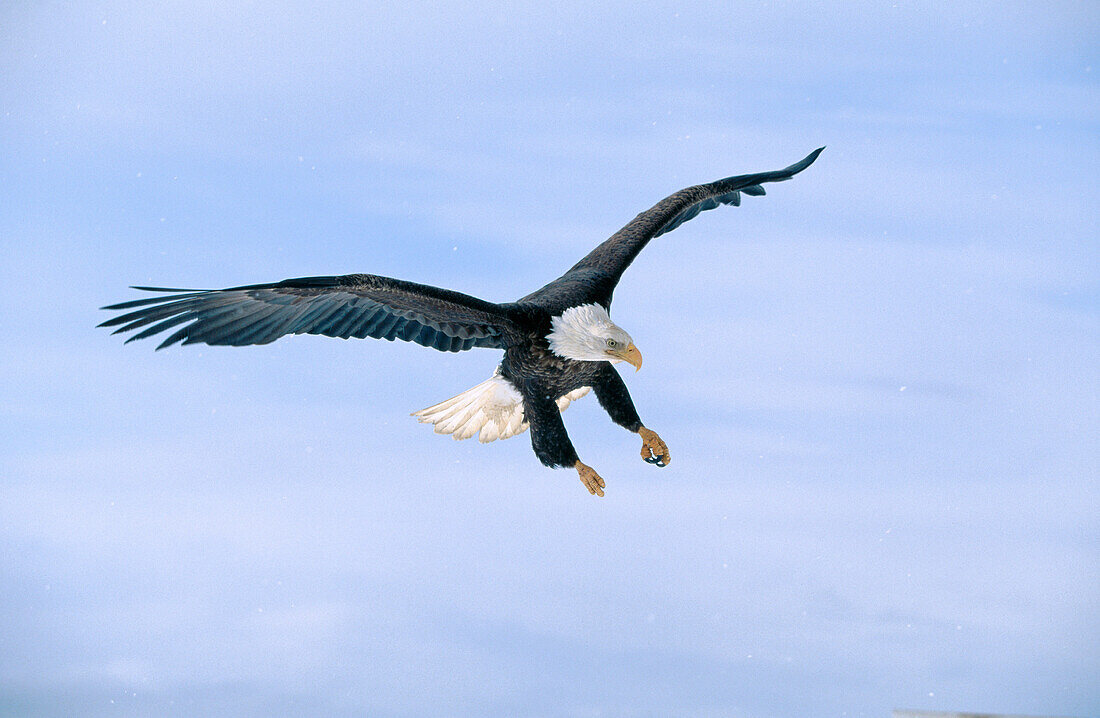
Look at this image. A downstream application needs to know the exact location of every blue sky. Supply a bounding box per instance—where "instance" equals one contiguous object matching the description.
[2,1,1097,716]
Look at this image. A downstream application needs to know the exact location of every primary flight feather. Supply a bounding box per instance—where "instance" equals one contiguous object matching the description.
[100,148,823,496]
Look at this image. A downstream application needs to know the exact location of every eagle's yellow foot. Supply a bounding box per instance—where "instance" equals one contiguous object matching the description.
[638,427,670,467]
[575,460,606,497]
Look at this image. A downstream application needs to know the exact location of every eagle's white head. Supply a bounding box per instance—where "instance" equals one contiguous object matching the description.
[546,303,643,370]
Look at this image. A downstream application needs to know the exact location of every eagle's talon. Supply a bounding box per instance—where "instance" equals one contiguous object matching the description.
[575,460,606,497]
[638,426,670,467]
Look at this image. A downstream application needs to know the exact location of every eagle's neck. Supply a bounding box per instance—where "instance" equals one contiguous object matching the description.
[546,303,616,362]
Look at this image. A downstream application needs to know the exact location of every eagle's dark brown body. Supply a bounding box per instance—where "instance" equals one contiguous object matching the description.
[502,333,642,469]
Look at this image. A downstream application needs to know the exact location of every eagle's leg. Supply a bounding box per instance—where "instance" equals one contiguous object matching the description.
[638,426,671,467]
[525,390,607,497]
[591,365,670,468]
[575,460,606,497]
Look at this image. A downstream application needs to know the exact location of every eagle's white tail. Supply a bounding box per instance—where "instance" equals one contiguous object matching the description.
[412,369,590,443]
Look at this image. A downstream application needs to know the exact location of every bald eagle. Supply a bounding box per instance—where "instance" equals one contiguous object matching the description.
[100,148,822,496]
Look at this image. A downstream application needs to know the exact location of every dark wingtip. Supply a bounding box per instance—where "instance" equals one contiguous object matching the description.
[100,286,209,313]
[783,147,825,176]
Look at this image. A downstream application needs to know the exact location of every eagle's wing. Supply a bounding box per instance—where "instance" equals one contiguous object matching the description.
[521,147,823,308]
[99,273,519,352]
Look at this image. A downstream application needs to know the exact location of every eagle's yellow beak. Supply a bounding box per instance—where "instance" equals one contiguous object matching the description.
[609,343,643,372]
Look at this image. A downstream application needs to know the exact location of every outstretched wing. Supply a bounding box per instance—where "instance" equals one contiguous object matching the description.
[522,147,823,308]
[99,273,519,352]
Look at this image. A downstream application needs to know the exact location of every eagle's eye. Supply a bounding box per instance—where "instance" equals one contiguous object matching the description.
[606,338,618,348]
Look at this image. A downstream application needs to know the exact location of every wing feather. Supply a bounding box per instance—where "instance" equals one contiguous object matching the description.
[521,148,823,308]
[100,273,518,352]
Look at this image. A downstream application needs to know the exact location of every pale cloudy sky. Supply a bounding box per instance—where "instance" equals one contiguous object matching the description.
[2,2,1097,717]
